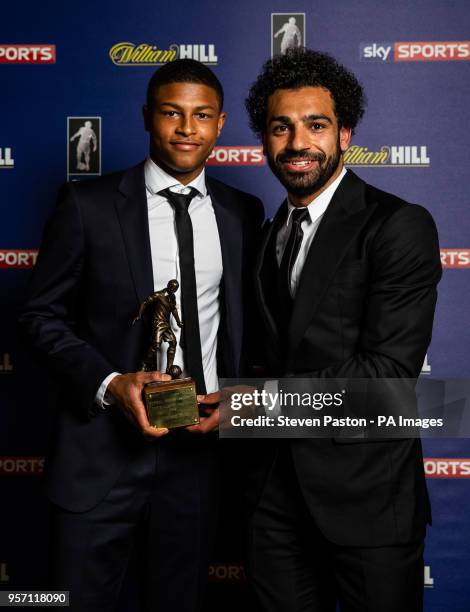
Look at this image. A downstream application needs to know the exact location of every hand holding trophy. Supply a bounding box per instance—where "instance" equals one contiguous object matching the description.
[133,279,200,430]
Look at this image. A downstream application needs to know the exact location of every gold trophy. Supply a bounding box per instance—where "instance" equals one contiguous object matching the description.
[133,280,199,429]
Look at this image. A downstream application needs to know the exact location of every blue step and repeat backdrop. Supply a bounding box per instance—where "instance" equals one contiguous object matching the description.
[1,1,470,610]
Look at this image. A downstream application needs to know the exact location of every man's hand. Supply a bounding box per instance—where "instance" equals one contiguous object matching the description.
[186,391,221,434]
[186,386,259,434]
[108,371,171,439]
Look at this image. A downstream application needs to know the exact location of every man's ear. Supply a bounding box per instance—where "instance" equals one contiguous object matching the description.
[216,112,226,137]
[339,126,352,152]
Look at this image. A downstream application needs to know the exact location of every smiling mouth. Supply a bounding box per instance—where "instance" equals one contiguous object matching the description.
[171,141,201,150]
[281,158,320,172]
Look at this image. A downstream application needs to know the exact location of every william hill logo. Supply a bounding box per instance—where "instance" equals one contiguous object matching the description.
[109,42,218,66]
[344,145,430,167]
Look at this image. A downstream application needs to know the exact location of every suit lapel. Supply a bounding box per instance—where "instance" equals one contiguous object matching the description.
[206,177,243,374]
[287,170,375,360]
[114,161,154,307]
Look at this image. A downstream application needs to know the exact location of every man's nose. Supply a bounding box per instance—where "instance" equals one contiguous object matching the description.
[288,125,311,152]
[176,115,196,136]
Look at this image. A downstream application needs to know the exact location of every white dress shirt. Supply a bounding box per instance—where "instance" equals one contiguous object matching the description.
[276,167,347,297]
[95,158,223,407]
[263,168,347,417]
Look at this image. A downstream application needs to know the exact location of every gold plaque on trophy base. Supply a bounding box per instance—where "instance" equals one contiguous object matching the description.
[143,378,200,430]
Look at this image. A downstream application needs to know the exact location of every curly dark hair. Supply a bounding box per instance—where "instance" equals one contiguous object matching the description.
[245,48,366,136]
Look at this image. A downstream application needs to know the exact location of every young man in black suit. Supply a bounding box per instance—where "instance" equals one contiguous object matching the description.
[18,59,263,611]
[244,48,441,611]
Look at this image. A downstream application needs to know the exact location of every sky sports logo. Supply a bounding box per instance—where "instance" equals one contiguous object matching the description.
[424,458,470,478]
[0,249,468,269]
[360,41,470,62]
[0,44,55,64]
[207,146,265,166]
[208,563,246,582]
[440,249,470,268]
[0,457,45,475]
[0,250,38,268]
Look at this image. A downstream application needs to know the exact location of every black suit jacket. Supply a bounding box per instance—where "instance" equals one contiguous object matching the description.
[18,161,263,512]
[252,169,441,547]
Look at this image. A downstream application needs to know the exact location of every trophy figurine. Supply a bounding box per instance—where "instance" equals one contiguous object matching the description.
[133,279,199,430]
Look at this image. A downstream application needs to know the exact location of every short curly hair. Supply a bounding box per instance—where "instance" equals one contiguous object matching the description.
[245,48,366,136]
[147,58,224,110]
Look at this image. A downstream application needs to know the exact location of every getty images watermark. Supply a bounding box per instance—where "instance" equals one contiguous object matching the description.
[218,378,470,439]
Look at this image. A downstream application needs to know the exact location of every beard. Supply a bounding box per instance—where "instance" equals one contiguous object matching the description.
[267,136,342,198]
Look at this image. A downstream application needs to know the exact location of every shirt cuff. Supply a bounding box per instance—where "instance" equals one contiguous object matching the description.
[95,372,121,409]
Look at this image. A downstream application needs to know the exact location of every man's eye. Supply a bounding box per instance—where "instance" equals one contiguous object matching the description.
[311,123,325,131]
[196,113,211,119]
[273,124,288,133]
[163,111,179,117]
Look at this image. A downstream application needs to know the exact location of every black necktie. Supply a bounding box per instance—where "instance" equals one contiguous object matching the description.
[159,187,206,394]
[277,207,309,332]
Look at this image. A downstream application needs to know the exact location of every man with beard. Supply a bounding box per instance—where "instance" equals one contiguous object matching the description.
[243,49,441,611]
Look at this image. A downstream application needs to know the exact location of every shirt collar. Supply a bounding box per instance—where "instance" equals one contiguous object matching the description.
[286,166,347,225]
[144,157,207,199]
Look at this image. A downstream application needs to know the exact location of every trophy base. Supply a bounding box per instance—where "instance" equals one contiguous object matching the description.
[143,378,200,429]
